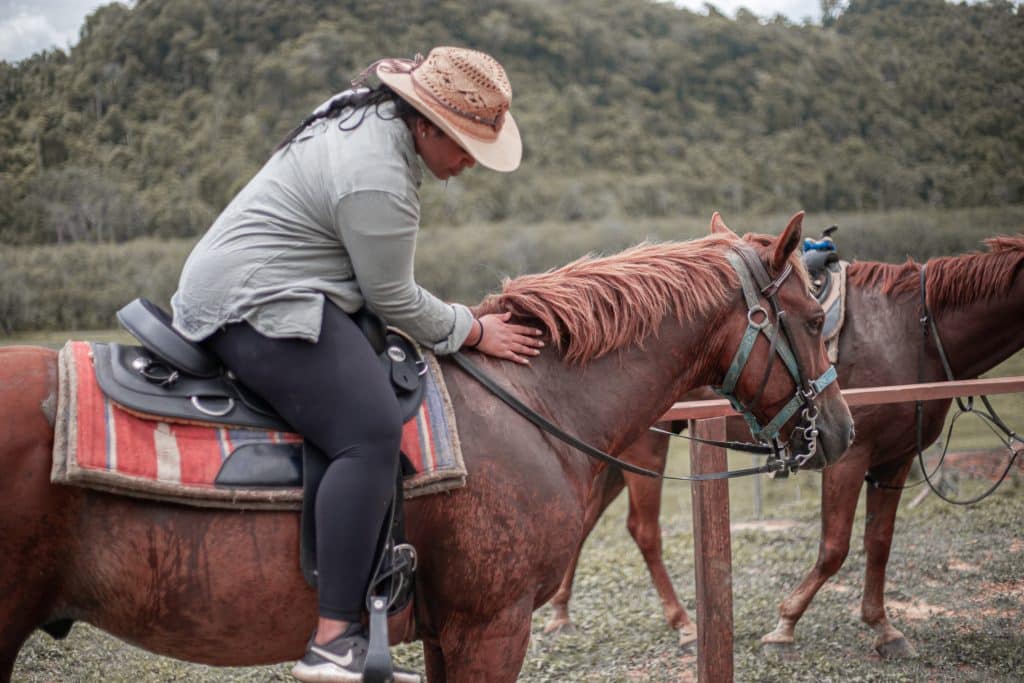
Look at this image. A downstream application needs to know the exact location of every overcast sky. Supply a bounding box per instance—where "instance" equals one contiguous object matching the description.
[0,1,825,63]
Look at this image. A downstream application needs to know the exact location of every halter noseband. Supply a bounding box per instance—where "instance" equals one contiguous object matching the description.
[715,245,838,465]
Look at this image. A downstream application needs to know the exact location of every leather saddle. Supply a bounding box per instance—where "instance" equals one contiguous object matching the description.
[801,228,847,351]
[802,242,840,303]
[107,298,421,633]
[112,298,425,431]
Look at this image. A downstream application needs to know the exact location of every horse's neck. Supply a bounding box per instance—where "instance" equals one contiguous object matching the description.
[525,314,719,458]
[928,268,1024,379]
[847,264,1024,384]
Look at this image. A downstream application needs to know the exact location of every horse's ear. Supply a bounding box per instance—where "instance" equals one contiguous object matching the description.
[710,212,738,238]
[772,211,805,271]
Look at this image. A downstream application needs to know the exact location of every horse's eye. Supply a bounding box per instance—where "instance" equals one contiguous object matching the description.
[807,314,824,335]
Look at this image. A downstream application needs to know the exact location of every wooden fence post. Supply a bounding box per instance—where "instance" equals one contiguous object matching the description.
[689,416,733,683]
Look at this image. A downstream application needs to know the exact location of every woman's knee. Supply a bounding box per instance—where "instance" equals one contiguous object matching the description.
[327,396,403,462]
[360,393,403,452]
[322,434,401,496]
[359,420,403,466]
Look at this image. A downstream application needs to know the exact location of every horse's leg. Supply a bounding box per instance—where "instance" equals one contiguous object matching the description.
[761,444,870,650]
[0,643,17,683]
[423,640,446,682]
[622,469,695,646]
[438,603,532,683]
[0,490,72,683]
[0,620,31,683]
[0,590,53,683]
[0,349,72,682]
[0,508,57,683]
[543,464,625,636]
[861,457,918,659]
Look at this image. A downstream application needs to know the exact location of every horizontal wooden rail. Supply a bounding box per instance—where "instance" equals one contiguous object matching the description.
[661,376,1024,421]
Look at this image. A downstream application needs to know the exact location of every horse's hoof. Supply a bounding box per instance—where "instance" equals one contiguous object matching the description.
[876,636,917,659]
[760,633,796,658]
[678,624,698,649]
[760,629,794,647]
[542,620,577,637]
[762,641,797,658]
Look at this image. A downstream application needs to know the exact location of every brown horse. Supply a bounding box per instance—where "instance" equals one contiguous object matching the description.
[0,215,854,683]
[545,234,1024,657]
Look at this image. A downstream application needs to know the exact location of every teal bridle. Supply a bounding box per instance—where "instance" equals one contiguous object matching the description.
[715,245,839,465]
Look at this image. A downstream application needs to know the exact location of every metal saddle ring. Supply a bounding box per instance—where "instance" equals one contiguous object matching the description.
[190,395,236,417]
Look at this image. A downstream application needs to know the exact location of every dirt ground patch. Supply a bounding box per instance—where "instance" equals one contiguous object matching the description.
[885,598,952,620]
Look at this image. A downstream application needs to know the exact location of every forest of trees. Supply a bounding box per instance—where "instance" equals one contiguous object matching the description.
[1,0,1022,247]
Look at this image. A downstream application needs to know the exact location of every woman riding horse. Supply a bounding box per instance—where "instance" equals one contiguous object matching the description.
[171,46,542,682]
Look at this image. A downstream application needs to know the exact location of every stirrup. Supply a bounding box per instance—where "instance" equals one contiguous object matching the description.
[363,594,392,683]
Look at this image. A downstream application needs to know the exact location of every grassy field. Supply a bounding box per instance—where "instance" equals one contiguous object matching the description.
[3,204,1023,336]
[8,346,1023,681]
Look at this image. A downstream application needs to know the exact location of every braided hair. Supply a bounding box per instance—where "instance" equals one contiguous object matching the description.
[273,85,422,153]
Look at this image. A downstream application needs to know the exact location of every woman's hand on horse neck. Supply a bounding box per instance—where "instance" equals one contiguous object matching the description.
[466,311,544,365]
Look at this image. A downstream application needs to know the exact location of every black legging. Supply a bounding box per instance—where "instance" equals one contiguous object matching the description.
[205,301,402,621]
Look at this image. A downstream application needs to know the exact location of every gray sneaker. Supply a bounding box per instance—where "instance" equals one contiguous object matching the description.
[291,626,421,683]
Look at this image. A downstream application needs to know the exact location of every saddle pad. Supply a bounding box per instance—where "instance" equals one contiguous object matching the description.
[51,342,467,510]
[820,261,848,364]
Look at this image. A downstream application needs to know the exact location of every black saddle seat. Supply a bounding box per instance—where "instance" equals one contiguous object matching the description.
[116,298,221,378]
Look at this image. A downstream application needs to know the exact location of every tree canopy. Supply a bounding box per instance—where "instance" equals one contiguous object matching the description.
[1,0,1021,245]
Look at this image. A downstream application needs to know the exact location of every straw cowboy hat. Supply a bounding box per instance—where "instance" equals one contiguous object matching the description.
[356,46,522,172]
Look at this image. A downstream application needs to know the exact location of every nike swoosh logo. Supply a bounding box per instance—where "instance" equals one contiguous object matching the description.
[311,645,355,668]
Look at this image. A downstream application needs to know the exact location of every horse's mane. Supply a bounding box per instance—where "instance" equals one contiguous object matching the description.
[846,260,920,299]
[846,235,1024,309]
[475,233,805,365]
[475,236,739,364]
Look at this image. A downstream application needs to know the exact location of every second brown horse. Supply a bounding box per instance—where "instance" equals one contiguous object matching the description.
[546,234,1024,657]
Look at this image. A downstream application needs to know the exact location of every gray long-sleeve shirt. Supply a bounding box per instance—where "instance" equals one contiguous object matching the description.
[171,102,474,354]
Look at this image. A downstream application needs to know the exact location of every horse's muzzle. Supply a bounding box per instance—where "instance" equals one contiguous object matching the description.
[792,395,854,470]
[815,397,855,467]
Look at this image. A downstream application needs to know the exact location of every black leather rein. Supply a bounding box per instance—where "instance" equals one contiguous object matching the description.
[451,352,791,482]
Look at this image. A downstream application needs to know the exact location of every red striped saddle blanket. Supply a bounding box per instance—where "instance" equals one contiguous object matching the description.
[51,341,466,510]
